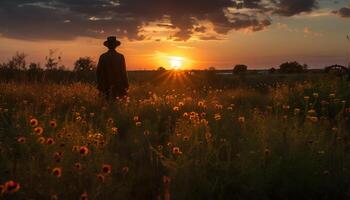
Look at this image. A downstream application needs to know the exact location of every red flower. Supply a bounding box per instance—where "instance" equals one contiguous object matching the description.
[4,181,20,193]
[102,164,112,174]
[79,146,89,156]
[52,167,62,178]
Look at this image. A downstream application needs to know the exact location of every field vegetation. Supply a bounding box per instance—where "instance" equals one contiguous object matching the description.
[0,71,350,199]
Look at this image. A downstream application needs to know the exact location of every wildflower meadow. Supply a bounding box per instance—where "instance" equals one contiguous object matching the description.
[0,73,350,199]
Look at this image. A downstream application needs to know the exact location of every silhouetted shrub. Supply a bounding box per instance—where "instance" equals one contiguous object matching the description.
[74,57,95,72]
[0,52,27,70]
[233,64,248,74]
[268,67,276,74]
[279,61,307,73]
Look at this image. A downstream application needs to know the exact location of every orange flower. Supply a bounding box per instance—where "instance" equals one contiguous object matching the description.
[238,116,245,124]
[214,113,221,121]
[107,118,114,125]
[49,120,57,128]
[17,136,26,144]
[172,147,182,155]
[111,127,118,135]
[102,164,112,174]
[72,145,80,152]
[143,130,150,136]
[52,167,62,178]
[4,181,20,193]
[30,118,39,127]
[97,173,105,183]
[34,127,44,135]
[37,137,46,144]
[173,106,179,112]
[264,148,271,156]
[74,162,82,171]
[46,138,55,145]
[53,152,63,162]
[183,136,189,142]
[122,166,129,175]
[133,116,139,122]
[56,132,64,138]
[135,121,142,127]
[79,146,89,156]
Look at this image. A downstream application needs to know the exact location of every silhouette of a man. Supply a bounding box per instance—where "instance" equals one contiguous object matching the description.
[97,36,129,99]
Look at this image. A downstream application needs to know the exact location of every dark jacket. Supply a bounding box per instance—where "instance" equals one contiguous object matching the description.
[97,50,129,94]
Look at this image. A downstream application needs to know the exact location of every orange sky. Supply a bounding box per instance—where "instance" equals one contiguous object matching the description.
[0,1,349,70]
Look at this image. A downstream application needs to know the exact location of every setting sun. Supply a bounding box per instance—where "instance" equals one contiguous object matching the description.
[169,56,184,70]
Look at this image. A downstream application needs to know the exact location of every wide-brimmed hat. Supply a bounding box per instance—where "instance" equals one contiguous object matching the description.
[103,36,121,48]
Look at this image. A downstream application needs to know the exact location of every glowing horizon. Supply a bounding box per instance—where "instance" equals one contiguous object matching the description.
[0,0,350,70]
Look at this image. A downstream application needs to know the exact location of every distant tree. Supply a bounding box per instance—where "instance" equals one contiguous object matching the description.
[324,65,348,76]
[279,61,307,73]
[268,67,276,74]
[74,57,95,72]
[208,66,216,71]
[157,66,166,71]
[233,64,248,74]
[1,52,27,70]
[45,49,63,70]
[28,62,41,71]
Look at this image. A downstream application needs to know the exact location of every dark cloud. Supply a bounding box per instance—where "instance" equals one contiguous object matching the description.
[0,0,322,41]
[334,5,350,18]
[272,0,318,16]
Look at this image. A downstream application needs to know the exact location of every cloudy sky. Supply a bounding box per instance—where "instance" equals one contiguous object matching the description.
[0,0,350,70]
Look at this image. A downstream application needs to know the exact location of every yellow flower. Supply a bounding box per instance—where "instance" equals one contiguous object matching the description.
[37,137,45,144]
[111,127,118,135]
[183,112,189,117]
[135,121,142,127]
[214,113,221,121]
[173,106,179,112]
[34,127,44,135]
[197,101,204,107]
[172,147,182,155]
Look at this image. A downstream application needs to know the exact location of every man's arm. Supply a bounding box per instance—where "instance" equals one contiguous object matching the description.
[121,55,129,89]
[96,56,104,91]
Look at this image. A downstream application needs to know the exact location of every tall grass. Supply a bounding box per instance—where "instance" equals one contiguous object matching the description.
[0,75,349,199]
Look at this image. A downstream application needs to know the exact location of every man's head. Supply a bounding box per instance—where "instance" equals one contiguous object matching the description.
[103,36,121,50]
